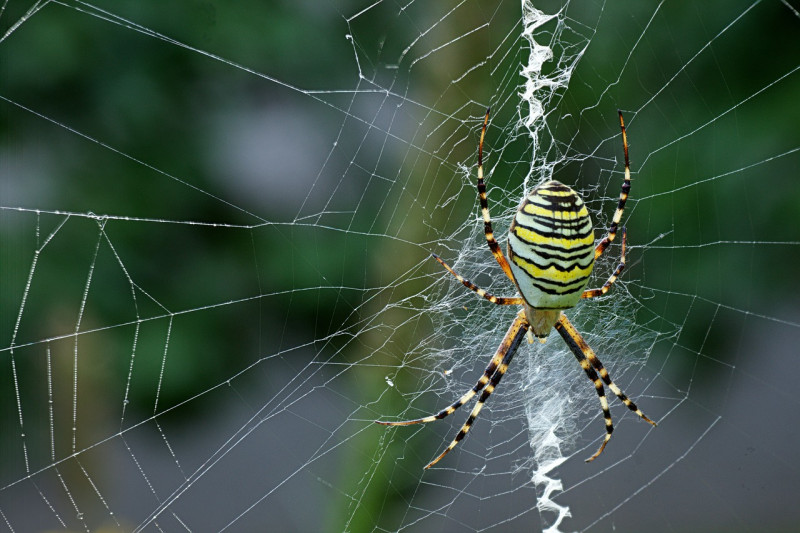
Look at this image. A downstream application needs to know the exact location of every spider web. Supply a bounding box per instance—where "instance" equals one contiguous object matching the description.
[1,0,799,531]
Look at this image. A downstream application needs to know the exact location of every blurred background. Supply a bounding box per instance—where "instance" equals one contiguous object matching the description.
[1,1,799,531]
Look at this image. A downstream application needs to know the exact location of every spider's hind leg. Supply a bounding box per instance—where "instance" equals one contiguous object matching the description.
[593,110,632,261]
[475,108,516,281]
[582,227,626,300]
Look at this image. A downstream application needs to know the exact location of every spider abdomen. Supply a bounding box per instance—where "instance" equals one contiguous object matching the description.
[507,180,595,311]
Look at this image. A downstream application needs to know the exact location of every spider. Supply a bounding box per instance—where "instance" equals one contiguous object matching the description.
[376,108,656,469]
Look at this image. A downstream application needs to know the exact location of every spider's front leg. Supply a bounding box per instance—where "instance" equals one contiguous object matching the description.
[376,311,530,470]
[555,313,656,462]
[424,311,530,469]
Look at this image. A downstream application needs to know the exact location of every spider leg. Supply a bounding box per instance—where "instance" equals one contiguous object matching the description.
[432,253,523,305]
[554,314,614,462]
[594,110,631,261]
[582,227,626,299]
[375,319,515,426]
[557,314,655,425]
[424,311,530,469]
[555,314,656,462]
[476,108,515,281]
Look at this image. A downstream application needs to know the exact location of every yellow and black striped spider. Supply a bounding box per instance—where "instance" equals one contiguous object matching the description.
[377,109,656,468]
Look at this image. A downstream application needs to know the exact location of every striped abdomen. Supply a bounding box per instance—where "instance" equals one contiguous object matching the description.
[507,180,595,311]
